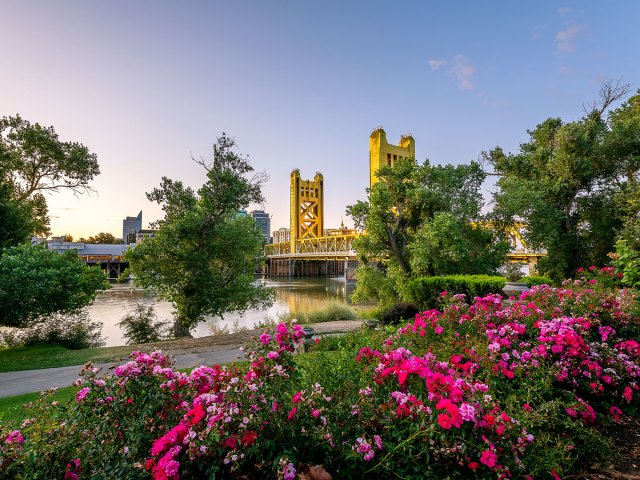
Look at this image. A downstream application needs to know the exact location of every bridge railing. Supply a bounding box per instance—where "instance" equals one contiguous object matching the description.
[264,228,545,262]
[265,233,359,257]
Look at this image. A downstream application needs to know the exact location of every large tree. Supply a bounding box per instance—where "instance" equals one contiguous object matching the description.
[0,244,108,328]
[347,157,508,306]
[125,134,273,337]
[488,81,638,281]
[0,115,99,241]
[0,183,39,249]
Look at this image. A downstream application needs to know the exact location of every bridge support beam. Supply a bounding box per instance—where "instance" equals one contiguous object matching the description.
[266,258,347,278]
[345,259,358,284]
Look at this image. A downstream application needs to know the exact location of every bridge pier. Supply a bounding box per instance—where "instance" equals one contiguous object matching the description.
[266,258,348,278]
[345,259,357,284]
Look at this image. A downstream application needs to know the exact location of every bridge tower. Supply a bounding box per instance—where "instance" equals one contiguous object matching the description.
[369,127,415,187]
[290,169,324,253]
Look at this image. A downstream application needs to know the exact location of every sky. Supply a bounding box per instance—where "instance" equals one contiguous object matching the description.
[1,1,639,239]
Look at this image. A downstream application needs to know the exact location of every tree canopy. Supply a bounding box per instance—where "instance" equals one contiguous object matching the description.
[0,243,109,328]
[81,232,118,244]
[125,134,273,336]
[488,81,640,281]
[347,157,508,306]
[0,115,99,242]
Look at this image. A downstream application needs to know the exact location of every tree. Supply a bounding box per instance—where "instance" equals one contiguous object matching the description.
[125,134,273,337]
[347,157,507,306]
[83,232,117,244]
[0,115,99,240]
[0,182,38,248]
[0,244,109,328]
[488,81,635,281]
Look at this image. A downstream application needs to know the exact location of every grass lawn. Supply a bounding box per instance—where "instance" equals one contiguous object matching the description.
[0,344,144,373]
[0,321,363,373]
[0,386,76,423]
[0,330,258,373]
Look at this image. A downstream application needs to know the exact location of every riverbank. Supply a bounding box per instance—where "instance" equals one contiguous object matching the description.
[86,278,362,346]
[0,319,365,373]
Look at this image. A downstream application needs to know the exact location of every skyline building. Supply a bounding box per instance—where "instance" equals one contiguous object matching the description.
[250,210,271,244]
[122,211,142,245]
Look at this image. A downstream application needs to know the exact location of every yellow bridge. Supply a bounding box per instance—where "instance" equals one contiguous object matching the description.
[264,128,545,278]
[265,233,358,260]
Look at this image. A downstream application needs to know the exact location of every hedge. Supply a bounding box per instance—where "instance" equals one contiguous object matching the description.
[520,275,554,287]
[407,275,506,308]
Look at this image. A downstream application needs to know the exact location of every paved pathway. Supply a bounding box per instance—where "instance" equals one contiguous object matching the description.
[0,348,244,398]
[0,320,366,398]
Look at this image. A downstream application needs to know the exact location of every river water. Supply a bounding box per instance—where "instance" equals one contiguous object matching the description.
[89,278,358,347]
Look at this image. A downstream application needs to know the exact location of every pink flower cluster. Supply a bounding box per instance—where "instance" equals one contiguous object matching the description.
[147,322,310,479]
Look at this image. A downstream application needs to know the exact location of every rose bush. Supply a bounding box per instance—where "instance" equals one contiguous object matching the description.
[0,278,638,479]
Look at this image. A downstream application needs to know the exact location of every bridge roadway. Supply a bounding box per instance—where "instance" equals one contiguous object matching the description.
[264,230,545,279]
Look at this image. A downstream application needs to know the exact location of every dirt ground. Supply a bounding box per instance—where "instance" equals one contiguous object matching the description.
[579,416,640,480]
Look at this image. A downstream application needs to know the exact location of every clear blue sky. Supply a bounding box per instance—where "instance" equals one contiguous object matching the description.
[1,1,638,238]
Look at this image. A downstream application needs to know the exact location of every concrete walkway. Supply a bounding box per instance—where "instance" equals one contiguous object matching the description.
[0,320,366,398]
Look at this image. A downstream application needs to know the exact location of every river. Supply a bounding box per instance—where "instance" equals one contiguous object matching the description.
[89,278,359,346]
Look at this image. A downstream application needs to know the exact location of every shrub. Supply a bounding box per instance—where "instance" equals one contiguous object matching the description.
[406,275,505,308]
[379,302,419,326]
[0,310,104,349]
[611,239,640,287]
[306,301,356,323]
[503,262,526,281]
[520,275,554,287]
[117,304,171,344]
[273,302,357,325]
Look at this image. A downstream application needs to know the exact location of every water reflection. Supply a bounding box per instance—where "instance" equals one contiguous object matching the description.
[88,278,358,347]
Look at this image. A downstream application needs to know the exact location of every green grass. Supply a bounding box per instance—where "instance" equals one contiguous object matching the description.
[272,301,359,325]
[0,330,255,373]
[0,344,144,373]
[0,386,76,423]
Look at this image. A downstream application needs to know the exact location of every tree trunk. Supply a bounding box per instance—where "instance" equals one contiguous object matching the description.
[173,318,192,338]
[386,225,410,274]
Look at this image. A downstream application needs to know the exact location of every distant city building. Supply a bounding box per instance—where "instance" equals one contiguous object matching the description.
[250,210,271,244]
[123,211,142,245]
[272,227,290,244]
[47,240,131,278]
[324,220,356,237]
[134,229,157,243]
[238,209,248,217]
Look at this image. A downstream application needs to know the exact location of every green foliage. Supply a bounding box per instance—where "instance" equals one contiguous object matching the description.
[347,157,507,307]
[409,212,509,277]
[0,183,38,248]
[0,115,99,240]
[503,262,526,281]
[520,275,554,287]
[406,275,505,309]
[125,134,274,336]
[0,244,108,327]
[0,387,75,423]
[308,327,394,354]
[0,310,104,349]
[611,239,640,288]
[117,304,172,344]
[291,301,356,322]
[489,82,640,281]
[379,302,419,326]
[82,232,117,244]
